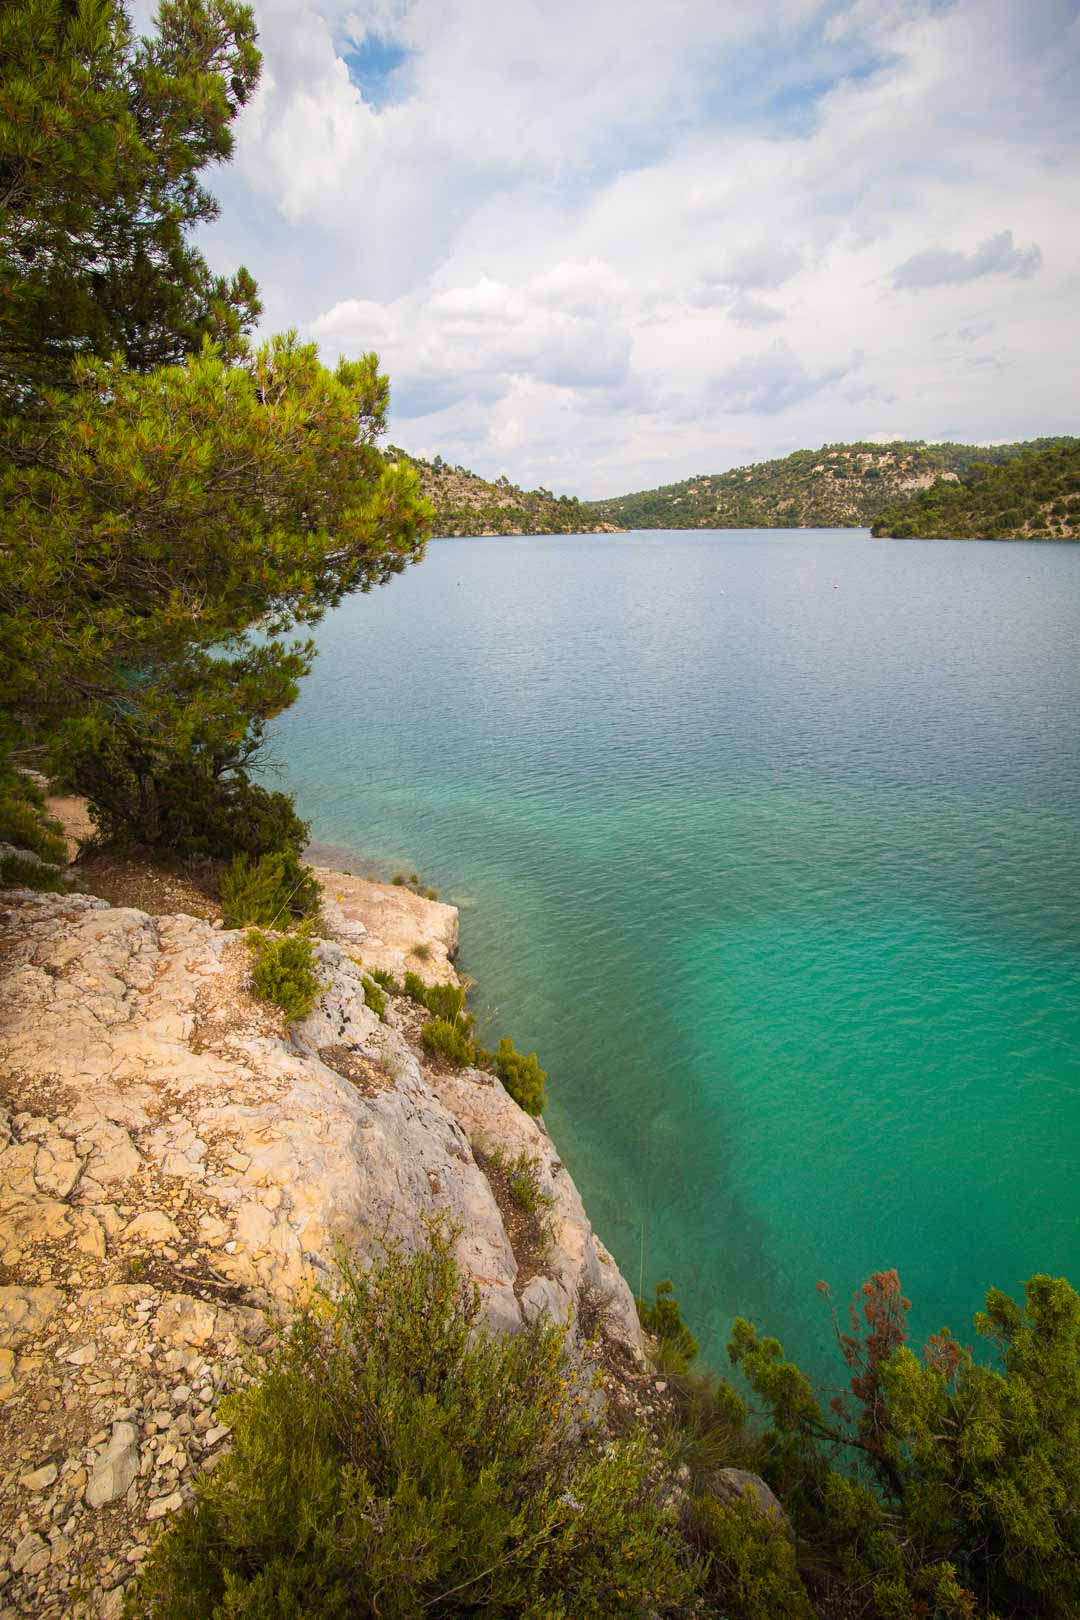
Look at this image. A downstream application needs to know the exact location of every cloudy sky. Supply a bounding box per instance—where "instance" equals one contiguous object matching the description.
[193,0,1079,497]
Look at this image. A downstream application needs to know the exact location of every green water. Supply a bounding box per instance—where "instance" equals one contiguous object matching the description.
[270,529,1080,1378]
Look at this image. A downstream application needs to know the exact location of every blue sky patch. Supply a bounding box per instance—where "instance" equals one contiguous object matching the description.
[342,34,411,109]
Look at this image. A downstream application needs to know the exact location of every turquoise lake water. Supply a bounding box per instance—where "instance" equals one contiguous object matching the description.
[270,529,1080,1381]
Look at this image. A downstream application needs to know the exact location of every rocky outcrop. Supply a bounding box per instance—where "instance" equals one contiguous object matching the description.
[312,868,460,987]
[0,877,642,1615]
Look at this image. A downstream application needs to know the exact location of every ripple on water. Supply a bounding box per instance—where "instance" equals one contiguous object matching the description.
[271,530,1080,1377]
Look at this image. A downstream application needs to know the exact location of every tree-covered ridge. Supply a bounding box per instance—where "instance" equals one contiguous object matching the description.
[386,447,616,535]
[872,441,1080,540]
[585,438,1079,531]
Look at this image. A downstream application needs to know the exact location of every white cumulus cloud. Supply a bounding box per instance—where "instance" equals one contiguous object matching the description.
[191,0,1080,495]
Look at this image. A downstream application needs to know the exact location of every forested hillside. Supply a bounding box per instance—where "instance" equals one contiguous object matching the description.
[386,448,616,535]
[585,438,1078,531]
[871,442,1080,539]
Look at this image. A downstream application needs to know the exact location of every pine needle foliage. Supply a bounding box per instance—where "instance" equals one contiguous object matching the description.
[689,1494,815,1620]
[421,1015,477,1067]
[0,2,430,859]
[0,766,67,864]
[130,1223,701,1619]
[247,930,321,1022]
[637,1280,700,1372]
[0,851,67,892]
[0,0,262,400]
[730,1270,1080,1617]
[493,1036,546,1116]
[360,974,387,1019]
[220,851,320,929]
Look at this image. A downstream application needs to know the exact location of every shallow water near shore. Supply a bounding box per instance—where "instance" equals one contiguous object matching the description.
[271,528,1080,1379]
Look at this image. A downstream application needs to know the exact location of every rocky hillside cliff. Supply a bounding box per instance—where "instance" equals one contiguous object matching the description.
[0,872,642,1616]
[871,440,1080,540]
[386,447,619,536]
[585,437,1079,531]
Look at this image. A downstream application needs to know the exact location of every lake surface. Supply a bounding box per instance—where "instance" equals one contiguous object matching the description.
[270,529,1080,1381]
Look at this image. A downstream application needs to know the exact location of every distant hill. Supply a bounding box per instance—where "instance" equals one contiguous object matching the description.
[385,448,618,536]
[584,438,1079,531]
[871,442,1080,540]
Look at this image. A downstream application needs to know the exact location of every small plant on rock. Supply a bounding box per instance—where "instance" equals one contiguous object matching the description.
[421,1016,477,1067]
[0,852,68,892]
[0,769,68,864]
[637,1280,700,1371]
[403,969,429,1003]
[494,1036,546,1116]
[423,980,467,1022]
[503,1151,553,1221]
[220,850,321,929]
[360,974,387,1020]
[247,930,321,1022]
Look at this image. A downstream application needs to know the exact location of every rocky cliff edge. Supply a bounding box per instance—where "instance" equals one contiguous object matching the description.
[0,877,643,1616]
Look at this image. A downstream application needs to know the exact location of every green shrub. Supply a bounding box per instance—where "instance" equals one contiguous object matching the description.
[0,852,67,892]
[404,973,469,1020]
[130,1224,700,1618]
[503,1151,553,1219]
[421,1016,477,1067]
[481,1146,555,1228]
[423,980,467,1022]
[731,1268,1080,1618]
[361,975,387,1020]
[403,969,429,1003]
[54,719,311,862]
[494,1036,546,1115]
[0,769,68,864]
[637,1280,700,1371]
[660,1366,751,1493]
[411,940,432,961]
[247,931,321,1021]
[689,1493,814,1620]
[220,851,321,929]
[368,967,398,993]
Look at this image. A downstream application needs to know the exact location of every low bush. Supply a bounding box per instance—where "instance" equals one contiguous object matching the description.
[0,769,68,865]
[391,868,439,900]
[403,969,430,1003]
[368,967,398,992]
[689,1493,815,1620]
[0,852,67,892]
[494,1035,546,1115]
[661,1365,751,1492]
[637,1280,700,1372]
[130,1223,700,1618]
[361,974,387,1020]
[423,980,467,1022]
[53,719,311,862]
[502,1150,553,1219]
[729,1268,1080,1618]
[480,1149,555,1261]
[247,930,321,1021]
[220,851,321,929]
[421,1016,477,1067]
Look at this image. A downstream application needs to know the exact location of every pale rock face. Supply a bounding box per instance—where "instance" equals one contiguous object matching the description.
[0,878,644,1614]
[312,868,460,987]
[86,1422,141,1508]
